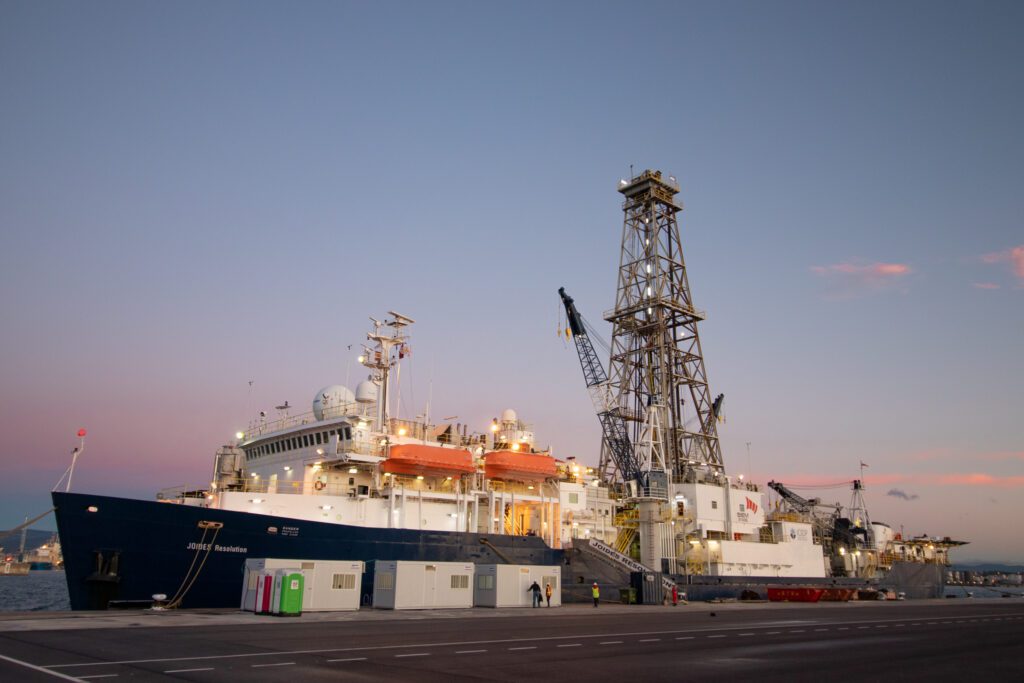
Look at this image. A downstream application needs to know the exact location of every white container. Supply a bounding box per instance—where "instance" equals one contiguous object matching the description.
[241,558,364,612]
[473,564,561,608]
[372,560,474,610]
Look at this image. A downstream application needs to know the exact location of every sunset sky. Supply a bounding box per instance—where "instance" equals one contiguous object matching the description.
[1,1,1021,562]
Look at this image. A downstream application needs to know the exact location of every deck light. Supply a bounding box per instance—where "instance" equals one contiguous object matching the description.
[250,498,263,504]
[283,466,291,472]
[416,475,425,481]
[357,421,367,430]
[398,427,407,436]
[321,505,332,510]
[358,355,366,363]
[511,442,520,451]
[235,431,244,440]
[348,467,358,474]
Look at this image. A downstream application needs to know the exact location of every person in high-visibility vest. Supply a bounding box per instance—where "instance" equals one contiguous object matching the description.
[545,582,553,607]
[591,582,600,607]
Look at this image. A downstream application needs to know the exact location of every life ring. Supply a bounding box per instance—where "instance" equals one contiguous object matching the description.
[314,481,325,491]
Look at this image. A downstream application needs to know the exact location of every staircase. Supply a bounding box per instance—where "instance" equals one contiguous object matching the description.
[577,538,676,594]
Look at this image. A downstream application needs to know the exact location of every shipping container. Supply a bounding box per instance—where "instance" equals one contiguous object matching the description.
[372,560,474,610]
[473,564,561,608]
[241,558,364,612]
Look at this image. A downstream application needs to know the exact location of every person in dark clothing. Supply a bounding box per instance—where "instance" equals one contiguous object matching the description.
[527,581,542,607]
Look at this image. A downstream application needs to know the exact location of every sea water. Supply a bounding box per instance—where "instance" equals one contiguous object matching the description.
[0,570,70,611]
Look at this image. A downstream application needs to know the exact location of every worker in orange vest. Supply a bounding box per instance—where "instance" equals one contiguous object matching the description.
[591,582,600,607]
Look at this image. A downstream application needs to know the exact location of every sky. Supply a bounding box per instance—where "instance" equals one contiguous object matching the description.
[1,1,1021,563]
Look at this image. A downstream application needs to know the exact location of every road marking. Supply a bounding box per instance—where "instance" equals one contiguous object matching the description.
[789,630,805,634]
[766,631,781,635]
[894,624,906,627]
[509,646,536,651]
[837,627,849,631]
[49,612,1024,670]
[166,669,215,674]
[600,641,623,645]
[395,653,430,658]
[0,654,86,681]
[708,635,727,639]
[738,633,756,636]
[814,629,828,632]
[638,638,660,642]
[455,650,487,654]
[327,658,367,663]
[253,662,295,668]
[857,626,870,630]
[557,644,583,648]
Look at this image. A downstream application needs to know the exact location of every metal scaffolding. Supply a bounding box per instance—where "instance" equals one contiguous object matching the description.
[604,170,725,482]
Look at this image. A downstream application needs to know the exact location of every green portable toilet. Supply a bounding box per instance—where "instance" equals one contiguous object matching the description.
[277,571,304,617]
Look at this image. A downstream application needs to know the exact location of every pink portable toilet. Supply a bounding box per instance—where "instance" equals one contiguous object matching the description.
[254,572,275,615]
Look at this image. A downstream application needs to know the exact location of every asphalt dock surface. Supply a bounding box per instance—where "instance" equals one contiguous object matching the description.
[1,600,1022,682]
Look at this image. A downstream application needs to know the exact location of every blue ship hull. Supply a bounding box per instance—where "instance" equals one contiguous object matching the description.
[53,491,562,610]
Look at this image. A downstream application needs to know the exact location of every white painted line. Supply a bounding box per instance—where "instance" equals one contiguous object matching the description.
[165,669,215,674]
[766,631,781,635]
[600,641,623,645]
[789,630,805,634]
[557,644,583,648]
[327,658,367,663]
[894,624,906,627]
[638,638,660,642]
[814,629,828,632]
[675,637,694,641]
[0,654,85,682]
[395,653,430,658]
[252,662,295,668]
[455,650,487,654]
[508,646,536,651]
[738,633,756,636]
[708,635,727,639]
[837,627,849,631]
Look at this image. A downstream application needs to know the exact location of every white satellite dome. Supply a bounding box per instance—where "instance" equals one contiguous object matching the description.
[313,385,356,420]
[501,408,517,423]
[355,380,378,404]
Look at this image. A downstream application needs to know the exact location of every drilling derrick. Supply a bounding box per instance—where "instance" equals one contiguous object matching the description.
[606,170,725,486]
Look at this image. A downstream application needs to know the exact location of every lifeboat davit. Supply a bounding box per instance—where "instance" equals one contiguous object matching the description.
[483,450,557,482]
[382,444,476,478]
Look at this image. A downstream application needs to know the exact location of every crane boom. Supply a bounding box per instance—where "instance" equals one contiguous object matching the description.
[767,480,820,514]
[559,287,646,489]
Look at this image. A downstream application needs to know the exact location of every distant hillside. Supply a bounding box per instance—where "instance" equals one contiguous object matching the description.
[953,562,1024,573]
[0,528,57,553]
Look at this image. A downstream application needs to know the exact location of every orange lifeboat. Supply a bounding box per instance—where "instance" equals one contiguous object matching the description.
[483,450,557,482]
[382,444,476,478]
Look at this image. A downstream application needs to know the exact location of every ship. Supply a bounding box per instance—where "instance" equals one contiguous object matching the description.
[53,172,965,610]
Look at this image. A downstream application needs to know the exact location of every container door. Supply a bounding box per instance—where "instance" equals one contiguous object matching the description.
[425,565,437,607]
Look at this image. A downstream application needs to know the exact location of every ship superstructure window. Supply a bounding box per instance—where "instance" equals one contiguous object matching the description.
[568,493,579,504]
[332,574,356,590]
[315,432,322,445]
[711,501,718,509]
[451,574,469,589]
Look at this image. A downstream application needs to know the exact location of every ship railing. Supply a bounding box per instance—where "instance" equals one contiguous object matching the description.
[245,402,373,437]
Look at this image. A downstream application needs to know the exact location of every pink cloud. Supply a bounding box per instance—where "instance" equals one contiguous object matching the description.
[934,473,1024,488]
[971,282,1001,290]
[980,245,1024,283]
[809,260,912,297]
